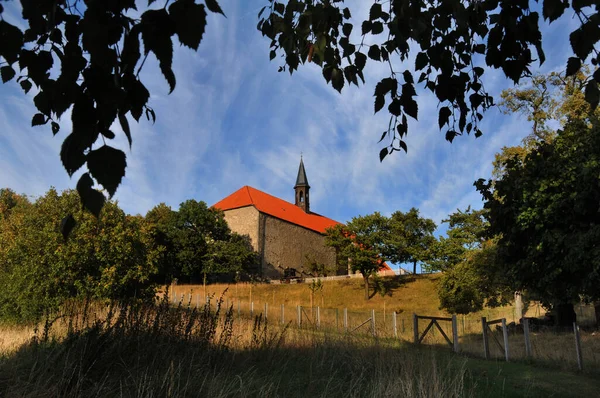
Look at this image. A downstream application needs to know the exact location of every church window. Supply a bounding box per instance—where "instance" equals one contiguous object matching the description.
[299,190,304,203]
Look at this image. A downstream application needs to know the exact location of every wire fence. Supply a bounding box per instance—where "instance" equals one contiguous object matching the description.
[169,291,598,373]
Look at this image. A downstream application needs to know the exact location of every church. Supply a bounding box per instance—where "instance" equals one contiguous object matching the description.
[213,158,351,279]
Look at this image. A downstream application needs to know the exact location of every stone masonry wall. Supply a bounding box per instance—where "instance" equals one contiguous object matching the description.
[222,206,260,251]
[261,214,340,279]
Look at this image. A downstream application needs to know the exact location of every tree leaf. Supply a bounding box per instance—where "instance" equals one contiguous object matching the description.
[415,52,428,71]
[60,214,76,239]
[0,65,15,82]
[438,107,451,129]
[205,0,226,16]
[566,57,581,77]
[31,113,46,126]
[399,140,407,153]
[369,3,382,21]
[51,122,60,135]
[374,95,384,114]
[86,145,127,198]
[402,97,418,120]
[368,45,380,61]
[331,68,344,93]
[169,0,207,50]
[542,0,567,23]
[355,52,366,70]
[76,172,106,217]
[403,70,414,84]
[119,113,132,147]
[445,130,457,143]
[379,147,388,162]
[371,21,384,35]
[343,23,352,37]
[584,79,599,110]
[20,79,32,94]
[60,133,88,177]
[0,20,24,64]
[141,9,176,92]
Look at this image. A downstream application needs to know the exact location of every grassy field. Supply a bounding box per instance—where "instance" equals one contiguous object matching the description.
[1,300,600,398]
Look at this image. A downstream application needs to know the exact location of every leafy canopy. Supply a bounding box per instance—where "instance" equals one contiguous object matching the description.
[0,0,224,233]
[258,0,600,160]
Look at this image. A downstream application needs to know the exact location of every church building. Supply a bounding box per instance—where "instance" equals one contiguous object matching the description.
[213,158,346,279]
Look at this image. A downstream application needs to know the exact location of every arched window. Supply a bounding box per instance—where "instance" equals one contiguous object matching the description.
[299,190,304,203]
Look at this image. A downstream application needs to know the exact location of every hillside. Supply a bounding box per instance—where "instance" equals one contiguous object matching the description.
[169,274,529,322]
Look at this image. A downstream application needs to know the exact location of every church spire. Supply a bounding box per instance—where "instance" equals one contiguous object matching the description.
[294,155,310,213]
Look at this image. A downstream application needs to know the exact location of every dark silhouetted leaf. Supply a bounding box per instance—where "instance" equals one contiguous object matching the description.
[141,9,176,92]
[378,130,387,143]
[446,130,457,143]
[399,140,407,153]
[355,52,366,70]
[374,95,384,113]
[87,145,127,198]
[402,97,418,120]
[584,79,599,110]
[205,0,226,16]
[331,68,344,93]
[77,173,106,217]
[415,52,428,71]
[51,122,60,135]
[0,65,15,82]
[438,107,451,129]
[20,79,32,93]
[343,23,352,37]
[371,22,384,35]
[0,20,24,64]
[379,147,388,162]
[368,45,380,60]
[60,133,87,177]
[369,3,382,21]
[542,0,567,23]
[31,113,46,126]
[119,113,132,147]
[566,57,581,77]
[60,214,76,239]
[169,0,207,50]
[403,71,413,84]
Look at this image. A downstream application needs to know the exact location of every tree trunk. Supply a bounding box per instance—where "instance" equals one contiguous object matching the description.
[554,303,576,327]
[413,260,417,275]
[364,275,370,300]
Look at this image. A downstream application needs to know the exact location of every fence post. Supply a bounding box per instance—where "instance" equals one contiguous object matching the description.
[317,306,321,329]
[371,309,376,337]
[264,303,268,320]
[237,300,240,319]
[523,318,532,358]
[413,314,419,344]
[452,314,459,353]
[501,318,509,361]
[336,308,339,330]
[250,301,254,317]
[574,322,583,371]
[393,311,397,338]
[297,305,301,327]
[344,308,348,332]
[482,317,490,360]
[281,304,285,325]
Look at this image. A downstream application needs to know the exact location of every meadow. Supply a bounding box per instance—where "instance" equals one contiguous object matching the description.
[1,296,600,398]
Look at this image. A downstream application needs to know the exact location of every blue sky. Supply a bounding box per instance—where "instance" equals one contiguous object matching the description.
[0,1,577,246]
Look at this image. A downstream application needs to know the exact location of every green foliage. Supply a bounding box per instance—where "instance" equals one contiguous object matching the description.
[0,188,157,323]
[476,118,600,312]
[0,0,224,222]
[325,212,389,300]
[427,207,487,272]
[386,208,436,274]
[259,0,600,156]
[144,200,258,283]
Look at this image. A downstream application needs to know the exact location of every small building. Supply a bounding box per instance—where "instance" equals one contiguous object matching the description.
[213,158,346,279]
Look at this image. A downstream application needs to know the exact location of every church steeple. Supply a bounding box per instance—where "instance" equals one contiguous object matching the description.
[294,155,310,213]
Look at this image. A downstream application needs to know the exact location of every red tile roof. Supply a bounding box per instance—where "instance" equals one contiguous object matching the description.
[213,186,340,234]
[213,186,392,272]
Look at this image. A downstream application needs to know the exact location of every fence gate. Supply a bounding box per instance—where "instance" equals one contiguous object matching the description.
[481,317,510,361]
[413,314,459,353]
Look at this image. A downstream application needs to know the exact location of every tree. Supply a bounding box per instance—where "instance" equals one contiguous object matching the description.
[144,203,178,284]
[386,208,436,274]
[427,207,487,272]
[476,117,600,326]
[324,212,388,300]
[259,0,600,161]
[0,0,225,232]
[0,188,157,323]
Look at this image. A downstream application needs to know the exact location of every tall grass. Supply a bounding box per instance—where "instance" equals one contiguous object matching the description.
[0,294,473,398]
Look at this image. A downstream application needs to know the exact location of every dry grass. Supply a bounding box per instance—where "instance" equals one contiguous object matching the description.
[1,297,600,398]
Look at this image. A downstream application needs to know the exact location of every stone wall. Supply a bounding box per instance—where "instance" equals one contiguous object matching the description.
[222,206,260,251]
[261,214,341,279]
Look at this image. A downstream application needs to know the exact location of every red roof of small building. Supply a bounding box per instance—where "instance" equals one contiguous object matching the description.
[213,186,340,234]
[213,186,392,272]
